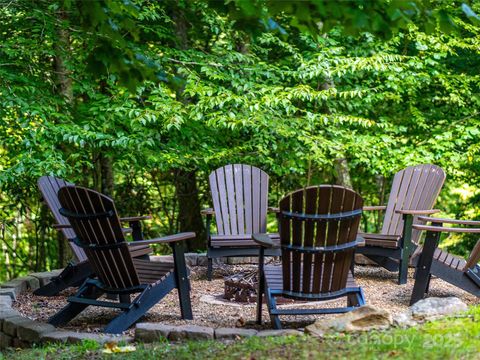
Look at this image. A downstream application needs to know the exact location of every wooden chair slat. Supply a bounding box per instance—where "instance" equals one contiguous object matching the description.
[243,165,253,234]
[280,194,291,292]
[302,187,318,293]
[225,165,238,234]
[312,186,331,293]
[290,189,304,293]
[259,170,269,233]
[234,164,245,234]
[251,166,261,233]
[209,172,224,234]
[320,186,342,292]
[214,167,231,235]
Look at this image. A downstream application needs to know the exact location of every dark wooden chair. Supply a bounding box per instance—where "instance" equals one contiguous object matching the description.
[34,176,152,296]
[48,185,194,334]
[410,217,480,305]
[202,164,280,280]
[253,185,366,329]
[356,164,445,284]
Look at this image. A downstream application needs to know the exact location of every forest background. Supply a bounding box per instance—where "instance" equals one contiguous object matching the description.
[1,0,479,281]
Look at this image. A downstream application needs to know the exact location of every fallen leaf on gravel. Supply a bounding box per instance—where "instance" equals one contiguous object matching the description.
[102,342,136,353]
[236,317,246,327]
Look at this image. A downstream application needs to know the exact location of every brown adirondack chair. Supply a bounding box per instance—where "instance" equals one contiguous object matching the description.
[49,185,194,334]
[410,217,480,305]
[254,185,366,329]
[357,164,445,284]
[202,164,280,280]
[34,176,152,296]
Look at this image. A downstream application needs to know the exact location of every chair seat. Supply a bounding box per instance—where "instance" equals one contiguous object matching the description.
[210,233,280,248]
[264,264,358,292]
[433,248,466,271]
[359,233,401,249]
[411,246,466,271]
[129,244,152,258]
[132,258,174,285]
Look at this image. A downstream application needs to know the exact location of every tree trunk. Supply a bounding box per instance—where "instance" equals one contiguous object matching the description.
[53,8,73,267]
[100,154,114,197]
[334,158,352,188]
[174,169,205,251]
[170,3,205,251]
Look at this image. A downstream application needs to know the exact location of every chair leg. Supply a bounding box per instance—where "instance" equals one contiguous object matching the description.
[171,241,193,320]
[265,288,281,329]
[425,274,432,294]
[256,274,265,325]
[347,293,359,307]
[49,282,102,326]
[207,257,213,281]
[398,250,409,285]
[34,261,93,296]
[104,275,177,334]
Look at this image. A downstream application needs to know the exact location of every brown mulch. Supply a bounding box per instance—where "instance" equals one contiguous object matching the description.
[13,265,480,336]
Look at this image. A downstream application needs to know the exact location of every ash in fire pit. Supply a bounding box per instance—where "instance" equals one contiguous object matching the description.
[224,270,257,303]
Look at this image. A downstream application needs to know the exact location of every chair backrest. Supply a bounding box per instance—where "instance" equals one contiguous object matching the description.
[381,164,445,243]
[464,240,480,271]
[58,185,140,289]
[38,176,87,262]
[279,185,363,295]
[208,164,269,236]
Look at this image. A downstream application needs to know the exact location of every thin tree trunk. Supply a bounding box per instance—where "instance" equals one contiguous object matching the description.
[174,169,205,251]
[53,8,73,267]
[170,3,205,250]
[100,154,114,197]
[334,158,352,188]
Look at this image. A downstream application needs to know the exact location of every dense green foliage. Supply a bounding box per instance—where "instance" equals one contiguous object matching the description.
[4,306,480,359]
[0,0,480,280]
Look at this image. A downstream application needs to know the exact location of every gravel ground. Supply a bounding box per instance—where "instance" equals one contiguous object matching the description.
[14,265,480,336]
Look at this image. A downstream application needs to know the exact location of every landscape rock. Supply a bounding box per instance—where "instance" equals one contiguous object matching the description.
[66,332,133,344]
[305,306,392,337]
[0,332,13,349]
[150,255,174,263]
[17,321,56,343]
[410,297,468,320]
[197,256,224,267]
[135,323,177,342]
[29,270,62,287]
[168,325,214,341]
[0,296,12,309]
[215,327,258,339]
[0,288,17,300]
[393,311,418,328]
[41,331,74,344]
[257,329,303,337]
[184,253,201,267]
[0,309,21,331]
[2,316,32,337]
[1,276,40,292]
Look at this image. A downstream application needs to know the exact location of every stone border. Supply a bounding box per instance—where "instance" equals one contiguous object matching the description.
[0,254,305,350]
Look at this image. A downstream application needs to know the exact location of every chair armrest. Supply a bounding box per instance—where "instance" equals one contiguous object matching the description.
[418,216,480,226]
[253,233,277,248]
[119,215,152,222]
[412,224,480,233]
[52,224,71,229]
[363,206,387,211]
[268,207,280,213]
[356,235,366,247]
[395,209,440,215]
[200,208,214,216]
[127,232,196,246]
